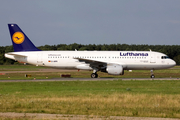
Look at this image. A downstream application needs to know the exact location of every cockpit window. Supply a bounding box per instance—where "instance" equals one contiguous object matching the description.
[161,56,170,59]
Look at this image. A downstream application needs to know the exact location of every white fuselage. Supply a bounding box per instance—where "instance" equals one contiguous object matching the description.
[5,51,176,70]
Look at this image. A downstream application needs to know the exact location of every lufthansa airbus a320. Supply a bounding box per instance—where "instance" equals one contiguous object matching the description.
[5,24,176,78]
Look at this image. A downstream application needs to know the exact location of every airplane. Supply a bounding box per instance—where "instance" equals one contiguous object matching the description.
[5,24,176,78]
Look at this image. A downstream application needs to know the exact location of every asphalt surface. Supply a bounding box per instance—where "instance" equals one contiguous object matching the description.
[0,77,180,82]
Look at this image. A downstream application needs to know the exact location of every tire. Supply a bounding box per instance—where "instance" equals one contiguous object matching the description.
[91,73,98,78]
[151,75,155,78]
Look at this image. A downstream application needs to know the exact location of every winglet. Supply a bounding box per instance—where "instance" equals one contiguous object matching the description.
[8,24,40,52]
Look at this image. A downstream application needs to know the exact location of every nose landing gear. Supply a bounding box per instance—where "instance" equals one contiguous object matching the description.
[150,70,155,78]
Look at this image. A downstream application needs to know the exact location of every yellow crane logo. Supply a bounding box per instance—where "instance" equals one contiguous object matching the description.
[12,32,25,44]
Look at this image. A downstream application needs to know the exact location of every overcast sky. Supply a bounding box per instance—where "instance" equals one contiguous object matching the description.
[1,0,180,46]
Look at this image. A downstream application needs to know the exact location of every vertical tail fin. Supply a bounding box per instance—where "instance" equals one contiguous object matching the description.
[8,24,40,52]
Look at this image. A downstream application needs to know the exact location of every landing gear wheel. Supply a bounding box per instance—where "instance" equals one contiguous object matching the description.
[151,74,155,78]
[150,70,155,78]
[91,73,98,78]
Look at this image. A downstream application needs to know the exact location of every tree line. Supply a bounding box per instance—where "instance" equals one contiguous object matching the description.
[1,43,180,65]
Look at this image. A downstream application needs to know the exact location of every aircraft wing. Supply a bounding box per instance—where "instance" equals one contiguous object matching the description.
[74,57,107,70]
[74,57,126,65]
[74,57,127,70]
[75,57,107,64]
[74,57,126,70]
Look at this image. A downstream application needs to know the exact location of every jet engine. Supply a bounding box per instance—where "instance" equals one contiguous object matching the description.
[106,64,124,75]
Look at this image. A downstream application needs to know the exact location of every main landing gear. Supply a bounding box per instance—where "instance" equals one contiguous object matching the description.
[91,73,98,78]
[91,69,98,78]
[150,70,155,78]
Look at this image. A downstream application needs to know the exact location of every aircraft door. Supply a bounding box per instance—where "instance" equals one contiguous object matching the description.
[150,53,156,63]
[37,53,44,65]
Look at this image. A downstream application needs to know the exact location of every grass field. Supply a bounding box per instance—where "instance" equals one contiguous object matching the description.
[0,80,180,118]
[0,65,180,119]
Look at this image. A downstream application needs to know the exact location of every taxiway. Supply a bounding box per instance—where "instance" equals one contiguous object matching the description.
[0,78,179,82]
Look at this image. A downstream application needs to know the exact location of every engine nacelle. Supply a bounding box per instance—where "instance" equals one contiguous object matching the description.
[106,64,124,75]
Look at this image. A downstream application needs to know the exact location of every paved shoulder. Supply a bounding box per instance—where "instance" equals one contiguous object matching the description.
[0,112,179,120]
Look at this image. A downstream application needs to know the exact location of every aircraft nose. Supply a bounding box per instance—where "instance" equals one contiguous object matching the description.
[171,59,176,67]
